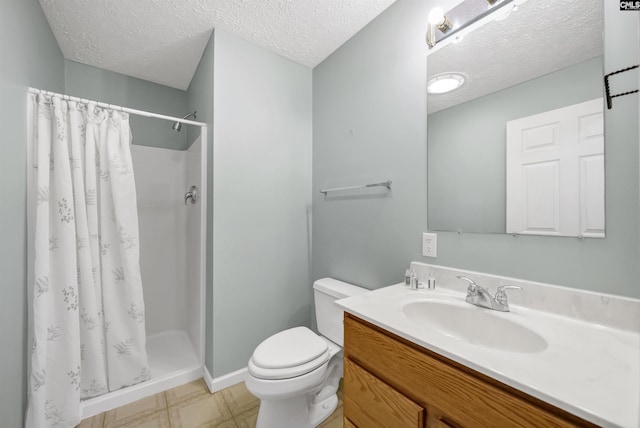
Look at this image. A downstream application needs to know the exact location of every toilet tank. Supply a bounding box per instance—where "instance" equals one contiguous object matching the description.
[313,278,368,346]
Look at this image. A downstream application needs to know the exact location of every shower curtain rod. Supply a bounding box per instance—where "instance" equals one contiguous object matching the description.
[28,87,207,127]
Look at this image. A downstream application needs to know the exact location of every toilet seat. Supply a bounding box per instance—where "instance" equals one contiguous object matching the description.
[249,327,330,380]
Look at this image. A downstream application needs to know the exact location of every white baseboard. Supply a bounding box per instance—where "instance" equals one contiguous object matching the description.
[203,366,248,393]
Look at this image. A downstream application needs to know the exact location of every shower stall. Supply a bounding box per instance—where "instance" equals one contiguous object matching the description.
[26,88,208,421]
[82,138,207,418]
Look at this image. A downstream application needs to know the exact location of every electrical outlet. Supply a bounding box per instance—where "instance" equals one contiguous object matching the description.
[422,233,437,258]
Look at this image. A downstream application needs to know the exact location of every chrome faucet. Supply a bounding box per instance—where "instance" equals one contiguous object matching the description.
[456,276,521,312]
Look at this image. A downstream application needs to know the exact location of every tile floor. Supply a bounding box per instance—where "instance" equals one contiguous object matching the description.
[77,378,343,428]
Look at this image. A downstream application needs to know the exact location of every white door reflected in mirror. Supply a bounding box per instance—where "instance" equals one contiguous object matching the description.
[506,98,605,238]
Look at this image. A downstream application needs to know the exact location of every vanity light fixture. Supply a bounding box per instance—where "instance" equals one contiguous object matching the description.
[427,73,466,94]
[426,0,516,48]
[493,0,527,22]
[492,3,514,21]
[426,7,453,47]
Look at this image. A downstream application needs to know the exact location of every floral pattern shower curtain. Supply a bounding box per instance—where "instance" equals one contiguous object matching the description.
[26,94,150,428]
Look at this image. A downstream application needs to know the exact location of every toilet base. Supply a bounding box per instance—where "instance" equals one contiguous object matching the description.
[308,393,338,427]
[255,393,338,428]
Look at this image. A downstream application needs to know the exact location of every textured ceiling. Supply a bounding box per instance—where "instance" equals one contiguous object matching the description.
[39,0,396,90]
[428,0,603,114]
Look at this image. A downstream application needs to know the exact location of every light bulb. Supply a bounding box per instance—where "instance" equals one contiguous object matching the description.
[429,7,445,25]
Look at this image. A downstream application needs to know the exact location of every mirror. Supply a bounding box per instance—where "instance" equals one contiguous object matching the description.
[427,0,604,236]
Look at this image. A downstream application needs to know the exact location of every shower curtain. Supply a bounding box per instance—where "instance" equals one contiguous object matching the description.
[26,94,149,428]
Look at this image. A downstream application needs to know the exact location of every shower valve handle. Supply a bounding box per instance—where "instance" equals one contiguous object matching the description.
[185,185,198,205]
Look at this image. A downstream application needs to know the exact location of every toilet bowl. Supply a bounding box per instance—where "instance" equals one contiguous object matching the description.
[245,278,368,428]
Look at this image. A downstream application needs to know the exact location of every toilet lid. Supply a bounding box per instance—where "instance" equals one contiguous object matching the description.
[251,326,328,370]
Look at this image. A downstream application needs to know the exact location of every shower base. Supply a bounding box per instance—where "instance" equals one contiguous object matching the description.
[80,329,202,419]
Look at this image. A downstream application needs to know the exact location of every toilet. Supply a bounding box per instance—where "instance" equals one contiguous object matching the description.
[245,278,368,428]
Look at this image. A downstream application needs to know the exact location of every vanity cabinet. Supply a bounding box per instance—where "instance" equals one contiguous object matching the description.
[343,313,597,428]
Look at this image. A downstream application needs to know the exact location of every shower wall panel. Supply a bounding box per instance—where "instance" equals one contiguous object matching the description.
[131,145,189,336]
[185,136,204,359]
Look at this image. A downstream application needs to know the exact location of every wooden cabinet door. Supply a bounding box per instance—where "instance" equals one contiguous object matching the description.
[426,408,462,428]
[344,314,596,428]
[344,417,358,428]
[344,358,425,428]
[433,420,457,428]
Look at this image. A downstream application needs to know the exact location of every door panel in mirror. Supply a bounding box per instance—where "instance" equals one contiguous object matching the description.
[506,99,604,238]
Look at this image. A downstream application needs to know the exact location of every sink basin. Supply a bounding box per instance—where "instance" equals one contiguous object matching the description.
[402,300,548,353]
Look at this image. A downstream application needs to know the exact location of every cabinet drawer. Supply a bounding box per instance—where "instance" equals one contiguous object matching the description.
[345,358,425,428]
[344,314,596,428]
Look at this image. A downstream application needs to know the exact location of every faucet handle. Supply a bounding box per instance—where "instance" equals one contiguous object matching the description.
[495,285,522,306]
[456,276,478,293]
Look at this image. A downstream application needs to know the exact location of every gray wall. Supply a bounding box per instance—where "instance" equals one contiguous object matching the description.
[65,60,189,150]
[186,31,215,374]
[313,0,429,290]
[428,57,603,233]
[212,30,313,376]
[0,1,64,426]
[313,0,640,298]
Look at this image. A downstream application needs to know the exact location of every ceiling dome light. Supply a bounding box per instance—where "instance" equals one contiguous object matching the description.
[427,73,466,94]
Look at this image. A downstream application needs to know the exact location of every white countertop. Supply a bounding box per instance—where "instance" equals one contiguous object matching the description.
[337,284,640,428]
